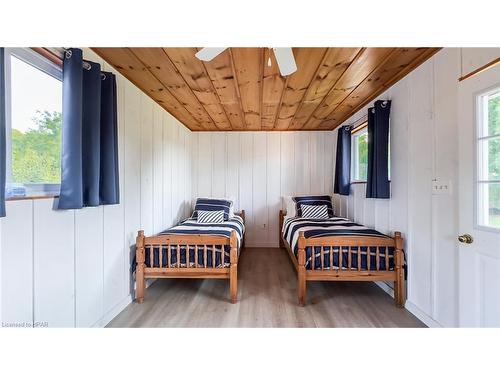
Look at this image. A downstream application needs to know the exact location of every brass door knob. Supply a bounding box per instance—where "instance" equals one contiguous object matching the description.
[458,234,473,244]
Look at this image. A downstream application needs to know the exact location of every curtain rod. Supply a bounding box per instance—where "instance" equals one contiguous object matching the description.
[31,47,107,79]
[344,114,367,131]
[343,99,389,130]
[31,47,93,70]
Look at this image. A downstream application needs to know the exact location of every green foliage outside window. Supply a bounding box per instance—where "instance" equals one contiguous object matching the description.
[356,132,368,181]
[11,111,62,184]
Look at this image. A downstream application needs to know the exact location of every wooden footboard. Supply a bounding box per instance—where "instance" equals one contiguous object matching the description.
[279,210,405,307]
[135,211,245,304]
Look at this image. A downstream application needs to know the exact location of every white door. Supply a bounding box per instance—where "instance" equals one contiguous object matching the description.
[458,62,500,327]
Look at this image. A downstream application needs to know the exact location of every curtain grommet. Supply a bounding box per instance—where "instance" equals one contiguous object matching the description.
[65,49,72,59]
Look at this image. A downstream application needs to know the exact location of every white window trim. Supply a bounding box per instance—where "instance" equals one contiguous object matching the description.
[474,84,500,233]
[351,126,368,183]
[3,48,62,199]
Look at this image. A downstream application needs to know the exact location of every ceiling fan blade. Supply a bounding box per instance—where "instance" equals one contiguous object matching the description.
[195,47,227,61]
[273,47,297,76]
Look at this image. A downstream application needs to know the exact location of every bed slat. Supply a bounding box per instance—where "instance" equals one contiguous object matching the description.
[366,247,370,271]
[348,247,352,270]
[385,247,389,270]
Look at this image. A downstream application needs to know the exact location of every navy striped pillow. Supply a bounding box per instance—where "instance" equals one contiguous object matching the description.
[300,204,329,219]
[197,210,224,223]
[293,195,334,218]
[192,198,232,221]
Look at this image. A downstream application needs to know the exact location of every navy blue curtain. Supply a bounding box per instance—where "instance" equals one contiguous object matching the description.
[99,72,119,205]
[366,100,391,199]
[58,48,119,209]
[333,125,351,196]
[0,48,6,217]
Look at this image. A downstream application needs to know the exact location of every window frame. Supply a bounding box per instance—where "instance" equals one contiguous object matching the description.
[3,47,63,199]
[475,84,500,233]
[351,123,368,183]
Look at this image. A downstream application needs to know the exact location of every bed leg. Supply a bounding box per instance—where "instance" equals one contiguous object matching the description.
[135,230,146,304]
[229,231,238,304]
[298,232,307,306]
[240,210,246,250]
[394,231,405,308]
[279,210,285,249]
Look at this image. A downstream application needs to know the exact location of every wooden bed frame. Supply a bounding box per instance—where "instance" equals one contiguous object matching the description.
[135,210,245,304]
[279,210,405,307]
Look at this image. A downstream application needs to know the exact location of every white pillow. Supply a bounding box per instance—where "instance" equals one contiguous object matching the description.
[283,196,296,222]
[197,210,224,224]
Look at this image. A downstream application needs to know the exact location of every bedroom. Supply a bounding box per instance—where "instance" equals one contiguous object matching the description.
[1,1,499,373]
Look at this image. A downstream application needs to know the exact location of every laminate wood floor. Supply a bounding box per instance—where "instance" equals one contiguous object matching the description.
[107,247,425,328]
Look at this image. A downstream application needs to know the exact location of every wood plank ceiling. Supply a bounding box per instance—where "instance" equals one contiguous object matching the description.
[92,47,440,131]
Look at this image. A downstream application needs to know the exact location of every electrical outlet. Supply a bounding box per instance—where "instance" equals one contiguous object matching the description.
[432,179,452,195]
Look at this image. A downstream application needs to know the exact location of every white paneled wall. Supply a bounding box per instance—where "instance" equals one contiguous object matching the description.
[191,131,335,247]
[0,49,192,327]
[333,48,461,327]
[3,47,497,329]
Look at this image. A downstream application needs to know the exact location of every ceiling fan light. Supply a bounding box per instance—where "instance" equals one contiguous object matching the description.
[273,47,297,76]
[195,47,227,61]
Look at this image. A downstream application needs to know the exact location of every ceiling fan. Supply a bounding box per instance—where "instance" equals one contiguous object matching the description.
[195,47,298,76]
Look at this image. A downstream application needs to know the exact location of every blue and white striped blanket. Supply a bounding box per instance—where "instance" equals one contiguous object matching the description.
[144,215,245,269]
[282,217,395,271]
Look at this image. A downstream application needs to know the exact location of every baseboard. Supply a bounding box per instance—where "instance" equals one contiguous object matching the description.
[374,281,394,297]
[92,278,158,328]
[373,281,441,328]
[404,301,442,328]
[93,294,133,328]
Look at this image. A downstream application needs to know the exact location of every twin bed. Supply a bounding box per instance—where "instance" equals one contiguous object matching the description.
[279,210,405,307]
[135,196,405,307]
[135,199,245,304]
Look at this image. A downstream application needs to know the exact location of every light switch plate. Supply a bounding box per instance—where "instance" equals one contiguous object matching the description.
[432,179,452,195]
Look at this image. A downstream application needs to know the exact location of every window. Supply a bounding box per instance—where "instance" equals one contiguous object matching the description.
[351,124,368,182]
[4,48,62,198]
[477,87,500,229]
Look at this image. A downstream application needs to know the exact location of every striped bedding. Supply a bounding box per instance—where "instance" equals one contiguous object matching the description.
[143,215,245,269]
[282,217,395,271]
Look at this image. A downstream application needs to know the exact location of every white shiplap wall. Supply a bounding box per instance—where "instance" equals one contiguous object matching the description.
[0,49,192,327]
[191,131,335,247]
[332,48,461,327]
